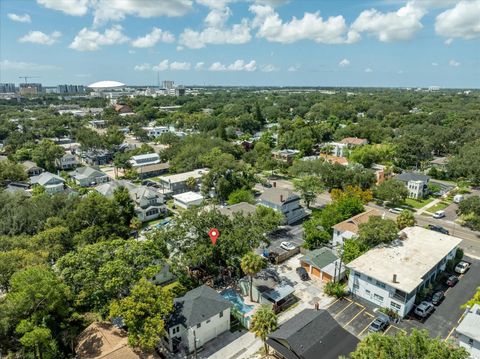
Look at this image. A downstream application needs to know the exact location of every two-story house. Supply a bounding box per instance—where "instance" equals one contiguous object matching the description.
[22,160,43,177]
[128,153,169,179]
[456,304,480,358]
[95,180,166,222]
[258,187,306,225]
[332,208,382,247]
[271,149,299,165]
[55,153,78,170]
[70,166,110,187]
[394,172,431,199]
[347,226,462,317]
[30,172,65,194]
[157,168,208,195]
[165,285,231,353]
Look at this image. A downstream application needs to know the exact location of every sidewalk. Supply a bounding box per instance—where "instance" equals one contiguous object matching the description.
[416,198,442,215]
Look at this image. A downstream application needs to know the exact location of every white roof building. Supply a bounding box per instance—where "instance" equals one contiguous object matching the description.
[173,191,204,209]
[456,304,480,358]
[88,80,125,89]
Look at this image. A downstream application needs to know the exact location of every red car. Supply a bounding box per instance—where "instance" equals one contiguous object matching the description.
[446,275,459,287]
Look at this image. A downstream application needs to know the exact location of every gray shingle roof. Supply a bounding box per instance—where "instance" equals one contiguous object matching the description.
[71,166,106,179]
[267,309,358,359]
[259,188,300,206]
[171,285,231,328]
[395,172,430,183]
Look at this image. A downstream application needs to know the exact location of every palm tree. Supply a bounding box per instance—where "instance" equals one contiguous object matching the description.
[250,305,278,355]
[185,176,197,190]
[241,252,266,302]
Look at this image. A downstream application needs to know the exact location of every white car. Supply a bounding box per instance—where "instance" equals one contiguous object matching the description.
[433,210,446,219]
[414,301,434,318]
[388,207,403,214]
[455,261,470,274]
[280,241,295,251]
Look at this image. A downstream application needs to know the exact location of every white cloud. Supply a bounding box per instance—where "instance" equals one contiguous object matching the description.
[134,63,151,71]
[196,0,231,10]
[75,73,91,77]
[287,65,300,72]
[195,62,205,70]
[432,62,438,66]
[364,68,373,73]
[435,1,480,40]
[250,5,357,44]
[0,59,60,71]
[19,31,61,45]
[7,13,31,23]
[92,0,193,26]
[69,25,129,51]
[153,60,170,71]
[36,0,89,16]
[339,58,350,67]
[261,64,279,72]
[209,59,257,71]
[170,61,191,70]
[449,59,460,67]
[179,6,251,49]
[253,0,289,6]
[350,2,426,42]
[131,27,175,48]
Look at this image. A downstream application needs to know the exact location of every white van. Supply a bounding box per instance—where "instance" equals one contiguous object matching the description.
[433,210,446,219]
[453,194,464,204]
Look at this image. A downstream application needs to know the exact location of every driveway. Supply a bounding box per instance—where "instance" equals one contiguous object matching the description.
[261,224,305,256]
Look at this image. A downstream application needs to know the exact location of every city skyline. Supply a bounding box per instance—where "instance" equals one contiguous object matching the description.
[1,0,479,88]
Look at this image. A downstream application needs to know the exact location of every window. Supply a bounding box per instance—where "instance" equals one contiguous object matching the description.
[367,276,372,282]
[353,284,359,290]
[354,272,361,277]
[366,290,371,295]
[197,323,201,328]
[376,280,386,289]
[219,311,223,318]
[373,294,384,302]
[468,338,474,346]
[390,302,401,311]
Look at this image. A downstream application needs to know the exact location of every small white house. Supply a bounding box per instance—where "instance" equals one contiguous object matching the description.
[257,187,306,225]
[173,191,204,209]
[165,285,231,353]
[70,166,109,187]
[456,304,480,358]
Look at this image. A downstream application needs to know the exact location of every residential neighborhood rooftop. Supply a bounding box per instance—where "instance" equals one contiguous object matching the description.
[332,208,383,234]
[158,168,208,183]
[340,137,368,145]
[456,304,480,342]
[259,187,299,206]
[347,226,462,293]
[218,202,257,218]
[395,172,430,183]
[173,191,203,203]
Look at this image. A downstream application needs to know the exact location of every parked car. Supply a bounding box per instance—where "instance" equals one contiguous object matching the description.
[427,224,449,235]
[431,291,445,305]
[263,182,272,188]
[389,207,403,214]
[296,267,309,281]
[433,210,446,219]
[280,241,295,251]
[446,275,459,287]
[368,316,389,332]
[455,261,471,274]
[414,301,435,318]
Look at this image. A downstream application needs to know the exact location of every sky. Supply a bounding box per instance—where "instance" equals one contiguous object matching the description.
[0,0,479,88]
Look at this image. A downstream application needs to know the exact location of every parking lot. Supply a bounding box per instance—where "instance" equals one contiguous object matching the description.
[325,256,480,341]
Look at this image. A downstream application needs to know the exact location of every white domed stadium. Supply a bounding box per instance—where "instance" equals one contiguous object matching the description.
[87,80,125,89]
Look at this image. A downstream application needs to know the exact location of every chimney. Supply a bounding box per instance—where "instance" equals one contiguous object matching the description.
[280,194,284,202]
[315,302,319,310]
[393,274,397,283]
[273,182,276,188]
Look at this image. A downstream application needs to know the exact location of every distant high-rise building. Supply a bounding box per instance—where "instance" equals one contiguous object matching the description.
[175,86,185,96]
[19,83,42,95]
[0,83,15,93]
[162,80,174,90]
[57,84,86,94]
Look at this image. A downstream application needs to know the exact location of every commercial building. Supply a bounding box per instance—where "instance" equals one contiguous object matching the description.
[0,83,15,93]
[57,84,86,94]
[19,83,42,95]
[347,226,462,317]
[456,304,480,358]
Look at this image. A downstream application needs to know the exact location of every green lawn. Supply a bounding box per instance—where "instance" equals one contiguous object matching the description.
[404,197,435,209]
[426,201,451,214]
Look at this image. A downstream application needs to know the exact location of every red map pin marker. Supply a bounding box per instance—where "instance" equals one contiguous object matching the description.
[208,228,220,245]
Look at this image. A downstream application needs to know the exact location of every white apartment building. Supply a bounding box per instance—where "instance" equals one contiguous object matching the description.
[456,304,480,358]
[129,153,160,167]
[347,226,461,317]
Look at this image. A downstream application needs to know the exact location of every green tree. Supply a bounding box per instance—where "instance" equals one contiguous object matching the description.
[342,238,370,264]
[16,322,57,359]
[374,179,409,205]
[113,186,135,227]
[346,329,469,359]
[109,278,174,351]
[448,140,480,185]
[397,209,416,229]
[227,188,255,205]
[463,287,480,308]
[31,139,64,172]
[241,252,266,302]
[293,175,323,208]
[358,217,398,247]
[250,305,278,355]
[0,159,27,185]
[185,176,197,190]
[0,249,47,292]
